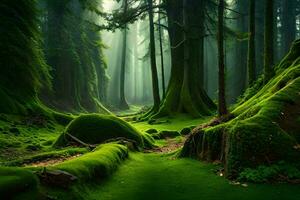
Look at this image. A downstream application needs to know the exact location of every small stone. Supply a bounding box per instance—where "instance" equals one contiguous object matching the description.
[241,183,248,187]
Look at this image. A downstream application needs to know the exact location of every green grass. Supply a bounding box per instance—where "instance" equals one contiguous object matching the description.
[62,153,300,200]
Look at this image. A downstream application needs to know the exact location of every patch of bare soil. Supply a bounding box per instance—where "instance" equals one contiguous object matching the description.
[25,154,82,167]
[145,136,188,154]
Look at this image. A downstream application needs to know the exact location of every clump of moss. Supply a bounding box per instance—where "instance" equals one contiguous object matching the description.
[181,39,300,178]
[54,114,154,148]
[0,167,39,198]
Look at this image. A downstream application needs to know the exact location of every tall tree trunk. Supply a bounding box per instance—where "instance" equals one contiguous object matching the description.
[282,0,296,54]
[146,0,161,114]
[158,0,166,99]
[255,0,264,76]
[151,0,215,119]
[264,0,274,83]
[119,0,129,109]
[233,0,248,99]
[247,0,256,85]
[217,0,227,116]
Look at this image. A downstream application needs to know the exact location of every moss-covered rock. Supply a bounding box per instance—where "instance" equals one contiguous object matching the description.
[54,114,154,148]
[181,39,300,178]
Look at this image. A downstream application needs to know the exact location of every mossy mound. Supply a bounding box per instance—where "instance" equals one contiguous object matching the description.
[53,143,129,181]
[0,167,39,198]
[54,114,154,148]
[181,39,300,178]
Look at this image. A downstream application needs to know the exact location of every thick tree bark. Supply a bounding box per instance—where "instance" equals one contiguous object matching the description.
[119,0,129,109]
[247,0,256,86]
[264,0,274,83]
[151,0,215,119]
[217,0,227,116]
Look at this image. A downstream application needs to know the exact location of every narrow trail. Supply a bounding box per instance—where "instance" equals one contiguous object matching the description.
[83,153,300,200]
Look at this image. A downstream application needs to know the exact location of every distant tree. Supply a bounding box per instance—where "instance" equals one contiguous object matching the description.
[264,0,274,83]
[281,0,297,54]
[146,0,161,115]
[103,0,215,118]
[232,0,248,98]
[247,0,256,86]
[158,0,166,99]
[119,0,130,109]
[217,0,227,116]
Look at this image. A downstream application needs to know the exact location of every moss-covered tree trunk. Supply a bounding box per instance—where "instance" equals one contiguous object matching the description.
[43,0,110,114]
[0,0,50,114]
[151,0,215,118]
[247,0,256,86]
[217,0,227,116]
[264,0,274,83]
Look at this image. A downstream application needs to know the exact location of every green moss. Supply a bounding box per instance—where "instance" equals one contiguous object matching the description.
[0,167,39,198]
[238,161,300,183]
[54,114,154,148]
[52,143,128,181]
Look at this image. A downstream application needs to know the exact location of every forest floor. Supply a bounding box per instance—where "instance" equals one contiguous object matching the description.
[1,113,300,199]
[44,115,300,200]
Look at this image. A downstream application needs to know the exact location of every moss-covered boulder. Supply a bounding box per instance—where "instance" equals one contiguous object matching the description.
[181,39,300,178]
[54,114,154,148]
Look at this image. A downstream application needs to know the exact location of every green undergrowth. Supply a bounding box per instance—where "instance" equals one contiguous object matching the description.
[238,161,300,183]
[181,39,300,178]
[0,167,39,199]
[54,114,154,149]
